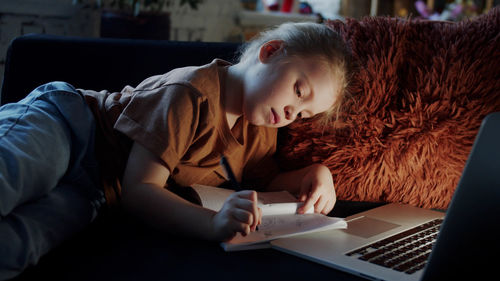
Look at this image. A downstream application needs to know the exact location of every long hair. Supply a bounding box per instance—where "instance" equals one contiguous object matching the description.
[237,22,352,125]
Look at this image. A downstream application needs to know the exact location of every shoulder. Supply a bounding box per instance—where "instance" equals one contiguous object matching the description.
[132,59,230,116]
[135,59,229,97]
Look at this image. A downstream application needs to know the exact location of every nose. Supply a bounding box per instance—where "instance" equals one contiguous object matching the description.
[284,106,296,121]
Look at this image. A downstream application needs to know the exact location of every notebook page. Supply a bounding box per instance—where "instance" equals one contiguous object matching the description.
[191,184,233,212]
[222,214,347,251]
[190,184,303,213]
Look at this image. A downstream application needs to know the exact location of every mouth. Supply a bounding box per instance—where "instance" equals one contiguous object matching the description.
[270,108,280,125]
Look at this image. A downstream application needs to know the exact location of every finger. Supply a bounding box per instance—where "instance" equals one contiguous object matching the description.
[322,199,335,215]
[252,207,262,232]
[258,207,262,226]
[235,190,257,200]
[235,203,258,231]
[231,208,253,225]
[249,191,260,231]
[298,193,307,202]
[298,186,310,202]
[222,217,250,238]
[232,217,251,236]
[324,196,337,215]
[234,198,258,213]
[299,190,320,214]
[315,195,328,214]
[234,192,260,231]
[235,191,259,213]
[235,223,250,237]
[242,224,250,236]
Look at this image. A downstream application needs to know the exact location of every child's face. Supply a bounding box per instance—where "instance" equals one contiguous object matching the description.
[243,54,339,128]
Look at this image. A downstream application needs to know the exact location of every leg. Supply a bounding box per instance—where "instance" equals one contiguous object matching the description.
[0,82,104,279]
[0,81,101,215]
[0,94,71,215]
[0,181,98,279]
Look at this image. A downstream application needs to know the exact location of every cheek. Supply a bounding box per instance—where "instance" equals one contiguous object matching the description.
[245,82,273,109]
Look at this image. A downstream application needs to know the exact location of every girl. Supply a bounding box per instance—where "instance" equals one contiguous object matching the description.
[0,22,350,278]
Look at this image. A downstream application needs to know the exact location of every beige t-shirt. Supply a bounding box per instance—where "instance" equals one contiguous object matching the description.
[82,59,279,203]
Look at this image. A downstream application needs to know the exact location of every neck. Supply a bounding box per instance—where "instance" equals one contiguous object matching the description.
[224,63,245,128]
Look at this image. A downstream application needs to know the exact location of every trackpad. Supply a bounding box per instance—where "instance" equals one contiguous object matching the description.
[342,216,400,238]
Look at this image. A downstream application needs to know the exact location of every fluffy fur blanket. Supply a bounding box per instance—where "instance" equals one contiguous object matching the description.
[277,8,500,210]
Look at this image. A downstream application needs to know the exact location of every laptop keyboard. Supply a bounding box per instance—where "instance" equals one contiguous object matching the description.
[346,218,443,274]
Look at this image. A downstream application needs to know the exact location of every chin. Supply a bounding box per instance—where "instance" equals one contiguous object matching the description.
[257,122,281,128]
[244,111,263,126]
[248,119,266,127]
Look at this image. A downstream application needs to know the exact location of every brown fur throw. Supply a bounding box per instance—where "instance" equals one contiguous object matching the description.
[277,8,500,210]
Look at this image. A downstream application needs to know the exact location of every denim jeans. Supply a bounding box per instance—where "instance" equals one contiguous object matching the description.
[0,82,105,279]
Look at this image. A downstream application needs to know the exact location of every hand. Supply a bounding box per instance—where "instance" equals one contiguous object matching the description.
[297,164,336,215]
[209,190,262,242]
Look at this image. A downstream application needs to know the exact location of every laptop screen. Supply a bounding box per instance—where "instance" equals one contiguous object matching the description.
[422,112,500,280]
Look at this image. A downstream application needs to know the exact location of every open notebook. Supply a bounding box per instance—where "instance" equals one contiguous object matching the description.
[189,184,346,251]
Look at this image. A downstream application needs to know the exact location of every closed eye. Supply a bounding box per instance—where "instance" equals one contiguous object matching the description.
[294,82,302,98]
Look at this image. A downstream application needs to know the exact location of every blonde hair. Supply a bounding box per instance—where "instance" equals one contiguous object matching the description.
[237,22,351,127]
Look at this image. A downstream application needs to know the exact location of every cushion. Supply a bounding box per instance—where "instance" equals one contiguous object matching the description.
[277,8,500,210]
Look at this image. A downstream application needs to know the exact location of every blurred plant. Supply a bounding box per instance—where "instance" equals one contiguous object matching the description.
[415,0,479,21]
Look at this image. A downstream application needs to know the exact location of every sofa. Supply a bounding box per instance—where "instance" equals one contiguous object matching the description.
[2,34,380,281]
[2,7,499,280]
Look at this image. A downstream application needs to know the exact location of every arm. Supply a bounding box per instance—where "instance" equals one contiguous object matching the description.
[266,164,336,215]
[121,142,261,241]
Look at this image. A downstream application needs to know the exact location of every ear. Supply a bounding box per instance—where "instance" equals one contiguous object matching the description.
[258,40,285,63]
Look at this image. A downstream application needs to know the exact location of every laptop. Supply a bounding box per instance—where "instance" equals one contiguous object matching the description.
[271,112,500,281]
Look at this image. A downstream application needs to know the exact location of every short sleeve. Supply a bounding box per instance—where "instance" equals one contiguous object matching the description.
[114,84,207,172]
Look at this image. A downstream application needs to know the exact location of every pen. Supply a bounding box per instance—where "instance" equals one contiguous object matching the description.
[220,155,242,191]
